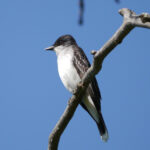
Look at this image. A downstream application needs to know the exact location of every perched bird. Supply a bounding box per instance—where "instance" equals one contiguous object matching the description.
[46,35,108,142]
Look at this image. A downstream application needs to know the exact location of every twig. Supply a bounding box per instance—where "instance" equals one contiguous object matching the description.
[48,8,150,150]
[78,0,84,25]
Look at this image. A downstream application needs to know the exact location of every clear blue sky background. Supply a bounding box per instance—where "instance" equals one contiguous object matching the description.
[0,0,150,150]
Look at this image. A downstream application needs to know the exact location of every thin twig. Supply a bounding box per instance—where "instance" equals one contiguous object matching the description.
[78,0,84,25]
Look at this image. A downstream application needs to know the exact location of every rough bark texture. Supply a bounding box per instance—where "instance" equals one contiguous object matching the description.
[48,8,150,150]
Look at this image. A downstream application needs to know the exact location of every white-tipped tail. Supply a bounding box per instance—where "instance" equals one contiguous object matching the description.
[101,130,109,142]
[96,112,109,142]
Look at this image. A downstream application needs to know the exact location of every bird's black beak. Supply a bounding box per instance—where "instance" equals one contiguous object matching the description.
[45,46,54,51]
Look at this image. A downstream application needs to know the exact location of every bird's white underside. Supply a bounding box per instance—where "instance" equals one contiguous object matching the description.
[55,46,99,123]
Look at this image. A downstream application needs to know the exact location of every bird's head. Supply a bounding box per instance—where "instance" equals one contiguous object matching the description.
[45,35,77,53]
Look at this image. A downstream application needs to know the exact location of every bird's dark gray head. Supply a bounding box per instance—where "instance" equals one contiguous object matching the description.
[45,35,77,51]
[54,35,76,47]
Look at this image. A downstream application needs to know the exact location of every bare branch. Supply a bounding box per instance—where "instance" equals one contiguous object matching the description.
[48,8,150,150]
[119,8,150,28]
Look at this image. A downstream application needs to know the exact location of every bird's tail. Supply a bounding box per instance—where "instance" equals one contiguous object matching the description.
[96,112,109,142]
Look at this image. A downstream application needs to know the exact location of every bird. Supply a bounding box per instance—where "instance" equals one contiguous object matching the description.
[45,35,108,142]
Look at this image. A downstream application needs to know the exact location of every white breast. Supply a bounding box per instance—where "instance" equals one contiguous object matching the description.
[55,45,99,123]
[56,46,81,93]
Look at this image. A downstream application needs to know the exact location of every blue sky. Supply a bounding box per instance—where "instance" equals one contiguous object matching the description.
[0,0,150,150]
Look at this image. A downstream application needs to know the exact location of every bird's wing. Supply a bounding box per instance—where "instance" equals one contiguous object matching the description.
[73,45,101,111]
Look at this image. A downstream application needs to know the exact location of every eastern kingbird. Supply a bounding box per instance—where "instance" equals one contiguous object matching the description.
[46,35,108,142]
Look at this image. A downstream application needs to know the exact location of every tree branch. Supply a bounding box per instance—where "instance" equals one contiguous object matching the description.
[48,8,150,150]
